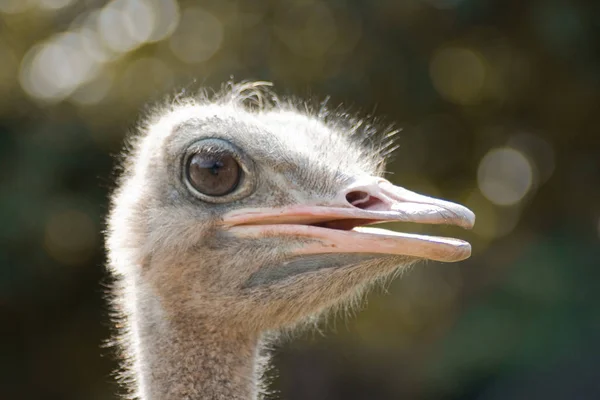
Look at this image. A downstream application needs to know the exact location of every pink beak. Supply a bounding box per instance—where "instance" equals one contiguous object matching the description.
[222,177,475,263]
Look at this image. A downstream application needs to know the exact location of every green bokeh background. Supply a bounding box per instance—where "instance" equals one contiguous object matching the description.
[1,0,599,399]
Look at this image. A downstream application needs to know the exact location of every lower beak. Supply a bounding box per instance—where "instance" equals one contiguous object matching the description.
[222,177,475,263]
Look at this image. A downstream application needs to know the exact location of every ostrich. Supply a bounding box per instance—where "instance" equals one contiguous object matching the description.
[106,82,474,400]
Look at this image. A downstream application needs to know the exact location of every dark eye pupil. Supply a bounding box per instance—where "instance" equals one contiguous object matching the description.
[210,161,222,175]
[187,152,241,196]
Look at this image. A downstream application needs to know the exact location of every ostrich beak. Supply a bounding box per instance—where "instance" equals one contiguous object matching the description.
[223,177,475,263]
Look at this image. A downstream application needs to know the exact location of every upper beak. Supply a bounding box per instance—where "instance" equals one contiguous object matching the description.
[222,177,475,263]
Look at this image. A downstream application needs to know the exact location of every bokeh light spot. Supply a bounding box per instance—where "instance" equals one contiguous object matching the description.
[77,25,118,64]
[44,210,97,266]
[98,0,155,54]
[145,0,180,42]
[477,147,533,206]
[430,47,486,105]
[19,33,100,102]
[169,7,223,64]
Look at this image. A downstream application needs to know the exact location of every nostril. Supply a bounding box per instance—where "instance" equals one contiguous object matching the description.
[345,190,387,211]
[346,190,369,206]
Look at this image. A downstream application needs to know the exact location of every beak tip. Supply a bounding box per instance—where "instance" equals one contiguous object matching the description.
[451,242,472,262]
[465,212,476,229]
[455,206,476,230]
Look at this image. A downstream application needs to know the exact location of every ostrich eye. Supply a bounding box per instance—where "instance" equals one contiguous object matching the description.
[186,151,241,196]
[182,138,254,203]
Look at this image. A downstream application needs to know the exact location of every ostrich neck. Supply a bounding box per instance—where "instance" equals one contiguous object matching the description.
[131,284,261,400]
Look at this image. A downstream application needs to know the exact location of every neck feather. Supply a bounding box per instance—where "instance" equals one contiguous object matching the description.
[121,279,262,400]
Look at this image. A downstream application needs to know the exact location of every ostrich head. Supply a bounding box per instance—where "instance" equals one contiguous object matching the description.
[106,82,474,399]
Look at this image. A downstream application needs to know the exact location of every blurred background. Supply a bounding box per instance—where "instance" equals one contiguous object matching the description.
[1,0,600,399]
